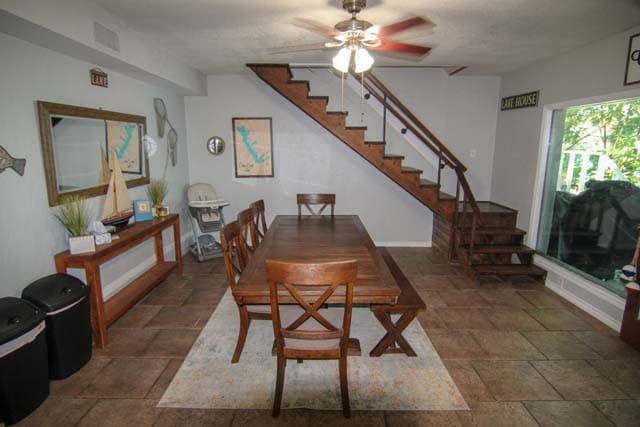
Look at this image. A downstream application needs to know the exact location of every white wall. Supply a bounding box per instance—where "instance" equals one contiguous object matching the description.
[0,32,191,298]
[184,68,499,245]
[492,25,640,231]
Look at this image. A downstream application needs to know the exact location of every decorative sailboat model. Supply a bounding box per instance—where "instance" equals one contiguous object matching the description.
[101,152,134,229]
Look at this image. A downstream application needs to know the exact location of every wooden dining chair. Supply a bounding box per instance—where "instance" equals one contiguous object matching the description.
[221,221,271,363]
[250,199,268,243]
[297,193,335,217]
[237,207,260,253]
[266,259,359,418]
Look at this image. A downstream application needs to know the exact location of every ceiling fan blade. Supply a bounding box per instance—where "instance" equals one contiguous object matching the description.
[377,16,433,38]
[291,17,339,38]
[371,40,432,57]
[267,42,330,55]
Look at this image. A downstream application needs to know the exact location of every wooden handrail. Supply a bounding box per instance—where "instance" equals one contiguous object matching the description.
[364,72,467,172]
[356,70,484,226]
[359,79,456,169]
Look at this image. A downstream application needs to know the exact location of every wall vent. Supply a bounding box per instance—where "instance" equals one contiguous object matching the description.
[93,21,120,52]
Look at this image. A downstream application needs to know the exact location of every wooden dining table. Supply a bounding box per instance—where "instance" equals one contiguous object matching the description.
[233,215,401,305]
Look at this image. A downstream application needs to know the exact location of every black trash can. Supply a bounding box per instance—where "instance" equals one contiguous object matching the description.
[0,297,49,425]
[22,274,92,380]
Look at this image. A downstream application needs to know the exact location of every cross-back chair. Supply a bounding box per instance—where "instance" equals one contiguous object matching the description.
[266,259,359,418]
[221,220,271,363]
[297,193,335,217]
[237,207,260,253]
[250,199,268,244]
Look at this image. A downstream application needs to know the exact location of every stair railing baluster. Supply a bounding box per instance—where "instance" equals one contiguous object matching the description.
[448,178,462,262]
[437,150,443,186]
[382,93,387,142]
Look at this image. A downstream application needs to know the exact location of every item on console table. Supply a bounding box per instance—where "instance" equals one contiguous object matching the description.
[101,152,133,230]
[157,205,170,217]
[134,199,153,222]
[54,195,95,254]
[147,179,168,218]
[90,221,112,246]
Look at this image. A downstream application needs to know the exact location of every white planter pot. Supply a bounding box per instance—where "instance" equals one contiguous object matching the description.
[69,235,96,254]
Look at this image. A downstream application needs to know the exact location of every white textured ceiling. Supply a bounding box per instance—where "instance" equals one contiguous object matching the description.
[92,0,640,74]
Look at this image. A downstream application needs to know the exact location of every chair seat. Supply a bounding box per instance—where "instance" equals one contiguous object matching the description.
[279,306,344,351]
[247,304,271,314]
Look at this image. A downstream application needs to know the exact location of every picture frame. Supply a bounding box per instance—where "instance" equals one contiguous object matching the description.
[133,199,153,222]
[624,32,640,86]
[106,120,143,175]
[232,117,274,178]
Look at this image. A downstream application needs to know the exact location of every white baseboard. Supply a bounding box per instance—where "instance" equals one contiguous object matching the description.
[375,241,432,247]
[535,255,625,332]
[102,233,191,300]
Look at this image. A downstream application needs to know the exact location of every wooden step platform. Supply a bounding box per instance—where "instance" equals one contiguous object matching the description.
[460,244,535,254]
[471,264,546,278]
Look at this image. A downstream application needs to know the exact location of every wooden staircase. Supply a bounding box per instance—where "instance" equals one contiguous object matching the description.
[248,63,545,281]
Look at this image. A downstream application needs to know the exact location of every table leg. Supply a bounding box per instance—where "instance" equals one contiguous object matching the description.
[173,218,183,275]
[369,309,418,357]
[155,231,165,263]
[54,253,67,274]
[85,262,108,348]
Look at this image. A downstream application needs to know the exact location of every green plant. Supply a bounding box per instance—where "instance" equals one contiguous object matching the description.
[148,179,168,206]
[54,195,90,237]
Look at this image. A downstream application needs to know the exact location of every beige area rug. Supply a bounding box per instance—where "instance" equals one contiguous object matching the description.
[159,290,468,411]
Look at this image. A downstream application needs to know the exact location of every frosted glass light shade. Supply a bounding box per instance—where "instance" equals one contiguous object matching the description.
[354,47,374,73]
[332,48,351,73]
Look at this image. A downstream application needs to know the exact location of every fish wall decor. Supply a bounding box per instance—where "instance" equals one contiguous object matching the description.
[0,145,26,176]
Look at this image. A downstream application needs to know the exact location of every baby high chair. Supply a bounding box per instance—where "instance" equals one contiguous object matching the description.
[187,183,229,261]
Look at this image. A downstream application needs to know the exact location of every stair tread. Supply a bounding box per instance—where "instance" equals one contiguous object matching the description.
[439,192,456,200]
[365,140,385,145]
[401,166,423,173]
[420,178,438,187]
[346,125,367,130]
[472,264,546,276]
[461,244,534,254]
[326,111,348,116]
[458,227,527,235]
[384,153,405,159]
[308,95,329,101]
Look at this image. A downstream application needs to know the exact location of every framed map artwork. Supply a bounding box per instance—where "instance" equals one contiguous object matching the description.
[106,120,143,174]
[232,117,274,178]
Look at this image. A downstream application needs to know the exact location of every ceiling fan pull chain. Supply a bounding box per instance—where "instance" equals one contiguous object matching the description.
[361,72,365,123]
[341,71,345,112]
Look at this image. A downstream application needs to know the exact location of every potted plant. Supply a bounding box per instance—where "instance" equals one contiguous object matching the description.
[54,195,95,254]
[148,179,169,217]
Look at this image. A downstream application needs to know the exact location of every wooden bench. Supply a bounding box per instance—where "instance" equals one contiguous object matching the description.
[369,247,426,357]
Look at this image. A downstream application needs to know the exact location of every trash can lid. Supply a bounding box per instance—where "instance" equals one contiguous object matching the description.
[0,297,45,345]
[22,273,89,312]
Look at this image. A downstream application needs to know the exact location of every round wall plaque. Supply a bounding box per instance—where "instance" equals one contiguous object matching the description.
[206,136,225,155]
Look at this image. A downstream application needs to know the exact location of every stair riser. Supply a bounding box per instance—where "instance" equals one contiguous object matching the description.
[456,211,517,228]
[457,233,524,246]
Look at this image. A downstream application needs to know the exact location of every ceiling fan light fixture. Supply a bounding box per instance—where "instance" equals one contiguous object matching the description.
[332,47,352,73]
[354,47,374,73]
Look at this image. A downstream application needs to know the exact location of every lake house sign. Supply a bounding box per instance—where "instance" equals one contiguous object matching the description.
[500,90,539,111]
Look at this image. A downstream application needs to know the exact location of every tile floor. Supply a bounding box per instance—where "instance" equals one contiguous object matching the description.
[15,248,640,426]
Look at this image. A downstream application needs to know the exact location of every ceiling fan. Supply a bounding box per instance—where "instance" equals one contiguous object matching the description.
[271,0,434,73]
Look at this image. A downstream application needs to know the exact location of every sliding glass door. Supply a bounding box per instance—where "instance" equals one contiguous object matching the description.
[536,98,640,296]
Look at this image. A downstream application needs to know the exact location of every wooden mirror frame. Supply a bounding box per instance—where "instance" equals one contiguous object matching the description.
[37,101,150,206]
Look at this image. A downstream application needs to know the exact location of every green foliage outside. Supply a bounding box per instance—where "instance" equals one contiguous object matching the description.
[562,98,640,185]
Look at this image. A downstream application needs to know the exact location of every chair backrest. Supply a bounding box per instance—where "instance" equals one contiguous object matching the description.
[266,260,357,355]
[250,199,268,242]
[297,193,336,217]
[220,220,248,287]
[237,207,260,252]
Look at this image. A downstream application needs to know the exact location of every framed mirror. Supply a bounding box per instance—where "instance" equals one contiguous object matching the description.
[37,101,149,206]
